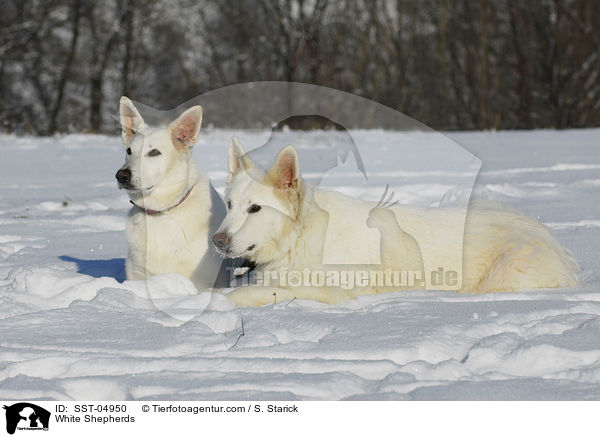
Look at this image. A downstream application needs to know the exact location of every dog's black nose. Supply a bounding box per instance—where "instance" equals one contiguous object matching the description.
[116,168,131,184]
[212,232,230,250]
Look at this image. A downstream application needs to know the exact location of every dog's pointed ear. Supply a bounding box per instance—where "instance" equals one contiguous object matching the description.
[228,137,245,178]
[267,145,300,189]
[169,105,203,150]
[228,137,254,181]
[120,96,146,145]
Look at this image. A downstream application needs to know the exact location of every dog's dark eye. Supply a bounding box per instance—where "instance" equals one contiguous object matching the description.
[126,148,132,155]
[227,200,232,209]
[248,204,261,214]
[147,149,161,157]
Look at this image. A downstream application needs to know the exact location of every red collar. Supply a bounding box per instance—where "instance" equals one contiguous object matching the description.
[130,185,195,215]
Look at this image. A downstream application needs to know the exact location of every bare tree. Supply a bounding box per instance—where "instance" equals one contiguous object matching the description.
[48,0,82,134]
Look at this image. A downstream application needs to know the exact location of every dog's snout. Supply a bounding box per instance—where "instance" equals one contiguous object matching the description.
[116,168,131,184]
[212,232,230,251]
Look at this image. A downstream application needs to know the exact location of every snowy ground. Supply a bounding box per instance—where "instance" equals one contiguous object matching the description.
[0,128,599,400]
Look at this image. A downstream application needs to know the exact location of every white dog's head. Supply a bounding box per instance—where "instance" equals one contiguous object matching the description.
[115,97,202,206]
[212,138,304,263]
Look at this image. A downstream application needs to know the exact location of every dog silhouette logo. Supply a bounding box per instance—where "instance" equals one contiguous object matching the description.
[3,403,50,435]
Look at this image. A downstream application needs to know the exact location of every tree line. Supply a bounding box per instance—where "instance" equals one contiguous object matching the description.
[0,0,599,134]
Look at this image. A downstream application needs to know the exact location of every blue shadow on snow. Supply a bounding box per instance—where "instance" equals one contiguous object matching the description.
[59,255,126,282]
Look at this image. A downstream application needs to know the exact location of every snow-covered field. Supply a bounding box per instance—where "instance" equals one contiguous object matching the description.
[0,128,599,400]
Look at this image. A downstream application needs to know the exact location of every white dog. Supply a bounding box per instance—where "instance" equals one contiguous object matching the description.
[116,97,226,290]
[213,139,580,306]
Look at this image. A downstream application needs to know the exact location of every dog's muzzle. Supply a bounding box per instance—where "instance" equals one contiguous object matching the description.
[212,232,230,251]
[115,168,132,187]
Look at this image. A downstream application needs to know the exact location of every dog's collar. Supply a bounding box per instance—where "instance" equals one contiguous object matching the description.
[130,185,195,215]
